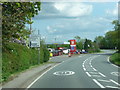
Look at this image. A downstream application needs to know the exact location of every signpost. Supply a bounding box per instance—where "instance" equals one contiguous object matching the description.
[29,35,40,48]
[29,35,40,64]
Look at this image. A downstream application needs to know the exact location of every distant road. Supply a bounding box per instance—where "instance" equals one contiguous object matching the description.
[28,50,120,88]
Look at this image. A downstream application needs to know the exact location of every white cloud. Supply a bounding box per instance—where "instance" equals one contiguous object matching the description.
[106,4,118,16]
[46,26,57,33]
[106,9,117,16]
[53,2,93,17]
[47,26,51,30]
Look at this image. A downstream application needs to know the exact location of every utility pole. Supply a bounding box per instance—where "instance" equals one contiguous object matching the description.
[55,37,57,49]
[38,30,41,64]
[29,18,32,48]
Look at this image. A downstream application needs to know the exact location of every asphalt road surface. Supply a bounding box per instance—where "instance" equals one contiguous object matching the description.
[28,50,120,88]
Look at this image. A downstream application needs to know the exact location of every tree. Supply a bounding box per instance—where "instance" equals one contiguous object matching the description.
[94,36,104,48]
[2,2,41,42]
[76,41,83,50]
[84,39,92,52]
[112,20,119,31]
[74,36,81,42]
[112,20,120,52]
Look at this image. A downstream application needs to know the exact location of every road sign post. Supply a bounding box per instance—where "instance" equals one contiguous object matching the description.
[29,35,40,64]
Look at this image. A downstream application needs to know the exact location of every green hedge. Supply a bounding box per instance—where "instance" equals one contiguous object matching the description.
[2,42,49,81]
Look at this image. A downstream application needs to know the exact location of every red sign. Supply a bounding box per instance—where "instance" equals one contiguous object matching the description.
[70,40,76,52]
[70,40,76,45]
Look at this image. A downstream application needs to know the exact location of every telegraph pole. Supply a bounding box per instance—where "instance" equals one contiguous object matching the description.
[29,18,32,48]
[38,30,41,64]
[55,37,57,49]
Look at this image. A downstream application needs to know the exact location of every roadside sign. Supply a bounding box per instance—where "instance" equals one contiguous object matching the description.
[30,41,40,48]
[70,40,76,52]
[29,35,40,48]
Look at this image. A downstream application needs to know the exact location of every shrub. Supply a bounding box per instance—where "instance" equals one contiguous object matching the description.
[2,41,50,81]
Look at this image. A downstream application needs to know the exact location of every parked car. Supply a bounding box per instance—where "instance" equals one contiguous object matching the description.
[53,50,59,56]
[63,49,69,54]
[80,49,87,54]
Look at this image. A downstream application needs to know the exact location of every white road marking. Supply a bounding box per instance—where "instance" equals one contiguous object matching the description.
[107,56,119,68]
[53,71,75,76]
[86,72,91,77]
[27,63,61,88]
[111,72,120,76]
[93,79,105,88]
[89,72,98,74]
[83,68,86,71]
[91,75,101,77]
[92,68,97,71]
[110,79,120,86]
[106,86,119,88]
[82,64,84,68]
[97,79,111,82]
[98,72,106,77]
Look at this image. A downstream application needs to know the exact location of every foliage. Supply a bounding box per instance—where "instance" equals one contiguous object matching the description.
[110,53,120,66]
[2,41,49,81]
[74,36,81,42]
[40,40,50,63]
[2,2,41,42]
[84,39,92,52]
[94,20,120,51]
[76,41,83,50]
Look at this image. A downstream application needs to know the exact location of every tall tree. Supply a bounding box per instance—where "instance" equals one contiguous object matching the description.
[74,36,81,42]
[94,36,104,48]
[2,2,41,42]
[112,20,120,52]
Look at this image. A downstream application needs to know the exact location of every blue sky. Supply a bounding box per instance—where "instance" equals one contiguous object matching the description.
[27,1,118,44]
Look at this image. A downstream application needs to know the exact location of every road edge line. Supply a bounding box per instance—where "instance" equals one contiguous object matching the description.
[26,63,61,88]
[107,56,119,68]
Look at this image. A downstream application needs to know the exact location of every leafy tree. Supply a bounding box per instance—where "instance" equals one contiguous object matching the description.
[94,36,104,48]
[112,20,119,31]
[74,36,81,42]
[2,2,41,42]
[76,41,83,50]
[111,20,120,52]
[84,39,92,52]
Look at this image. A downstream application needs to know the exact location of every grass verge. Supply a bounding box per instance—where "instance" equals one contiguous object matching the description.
[109,53,120,67]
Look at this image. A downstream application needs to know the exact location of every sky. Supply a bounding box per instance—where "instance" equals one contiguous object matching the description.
[27,1,118,44]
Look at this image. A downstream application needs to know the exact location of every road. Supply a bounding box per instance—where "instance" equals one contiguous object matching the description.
[28,50,120,88]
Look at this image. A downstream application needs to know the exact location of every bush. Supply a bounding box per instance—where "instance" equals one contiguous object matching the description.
[2,41,49,81]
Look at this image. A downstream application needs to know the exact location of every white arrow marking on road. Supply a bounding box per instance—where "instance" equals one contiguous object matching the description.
[111,72,120,76]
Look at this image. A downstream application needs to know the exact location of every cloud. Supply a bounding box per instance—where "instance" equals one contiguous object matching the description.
[45,16,112,37]
[106,4,118,16]
[53,2,93,17]
[46,25,57,33]
[33,2,93,19]
[106,9,117,16]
